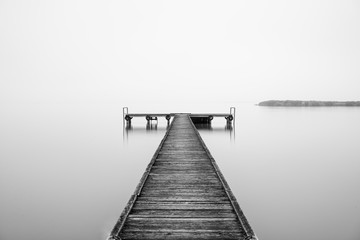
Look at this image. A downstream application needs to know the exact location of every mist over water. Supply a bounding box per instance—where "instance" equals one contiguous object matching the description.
[1,102,360,240]
[1,1,360,239]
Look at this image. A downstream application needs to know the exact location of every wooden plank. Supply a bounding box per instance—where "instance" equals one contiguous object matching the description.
[140,192,227,197]
[145,178,223,183]
[133,201,234,210]
[120,230,245,240]
[151,164,214,168]
[129,209,237,218]
[141,186,225,191]
[136,196,230,202]
[122,218,242,230]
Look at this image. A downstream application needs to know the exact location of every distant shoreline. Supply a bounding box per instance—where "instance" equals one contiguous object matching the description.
[258,100,360,107]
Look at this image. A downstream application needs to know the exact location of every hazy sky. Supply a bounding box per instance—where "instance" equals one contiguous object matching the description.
[1,0,359,104]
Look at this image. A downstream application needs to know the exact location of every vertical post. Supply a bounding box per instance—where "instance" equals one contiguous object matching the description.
[230,107,236,122]
[230,107,236,141]
[123,107,129,124]
[166,115,171,128]
[122,107,129,143]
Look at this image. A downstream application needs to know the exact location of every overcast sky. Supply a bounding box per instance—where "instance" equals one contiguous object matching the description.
[1,0,359,104]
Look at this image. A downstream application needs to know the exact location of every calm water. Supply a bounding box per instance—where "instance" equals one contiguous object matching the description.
[1,102,360,240]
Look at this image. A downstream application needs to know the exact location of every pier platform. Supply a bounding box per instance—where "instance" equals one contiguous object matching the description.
[123,107,236,124]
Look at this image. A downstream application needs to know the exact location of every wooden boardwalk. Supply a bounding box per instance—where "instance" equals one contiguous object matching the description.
[109,114,257,240]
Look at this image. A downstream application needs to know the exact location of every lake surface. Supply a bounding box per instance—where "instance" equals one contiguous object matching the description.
[1,102,360,240]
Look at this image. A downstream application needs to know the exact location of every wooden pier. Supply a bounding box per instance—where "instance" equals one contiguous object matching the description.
[109,114,257,240]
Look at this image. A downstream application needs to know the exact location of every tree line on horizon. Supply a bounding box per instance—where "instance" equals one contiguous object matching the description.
[258,100,360,107]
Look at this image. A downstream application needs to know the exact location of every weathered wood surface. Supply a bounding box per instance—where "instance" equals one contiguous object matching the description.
[109,114,257,240]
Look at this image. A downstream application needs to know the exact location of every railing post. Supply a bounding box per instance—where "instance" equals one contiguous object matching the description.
[123,107,128,120]
[123,107,129,125]
[230,107,236,122]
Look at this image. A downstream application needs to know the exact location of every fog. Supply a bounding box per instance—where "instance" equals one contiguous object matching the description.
[1,2,360,239]
[1,0,360,105]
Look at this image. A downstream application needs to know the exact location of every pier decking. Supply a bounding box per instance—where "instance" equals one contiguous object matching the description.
[109,114,256,240]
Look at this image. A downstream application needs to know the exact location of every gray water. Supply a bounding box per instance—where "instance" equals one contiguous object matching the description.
[1,102,360,240]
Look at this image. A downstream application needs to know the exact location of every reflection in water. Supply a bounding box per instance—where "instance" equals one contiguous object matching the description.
[146,121,158,131]
[124,120,235,142]
[194,121,235,142]
[123,121,131,142]
[227,120,235,141]
[194,123,213,130]
[123,120,172,143]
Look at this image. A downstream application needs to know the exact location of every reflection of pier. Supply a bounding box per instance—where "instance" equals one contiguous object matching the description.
[111,113,256,240]
[193,123,233,131]
[194,122,235,141]
[146,121,158,131]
